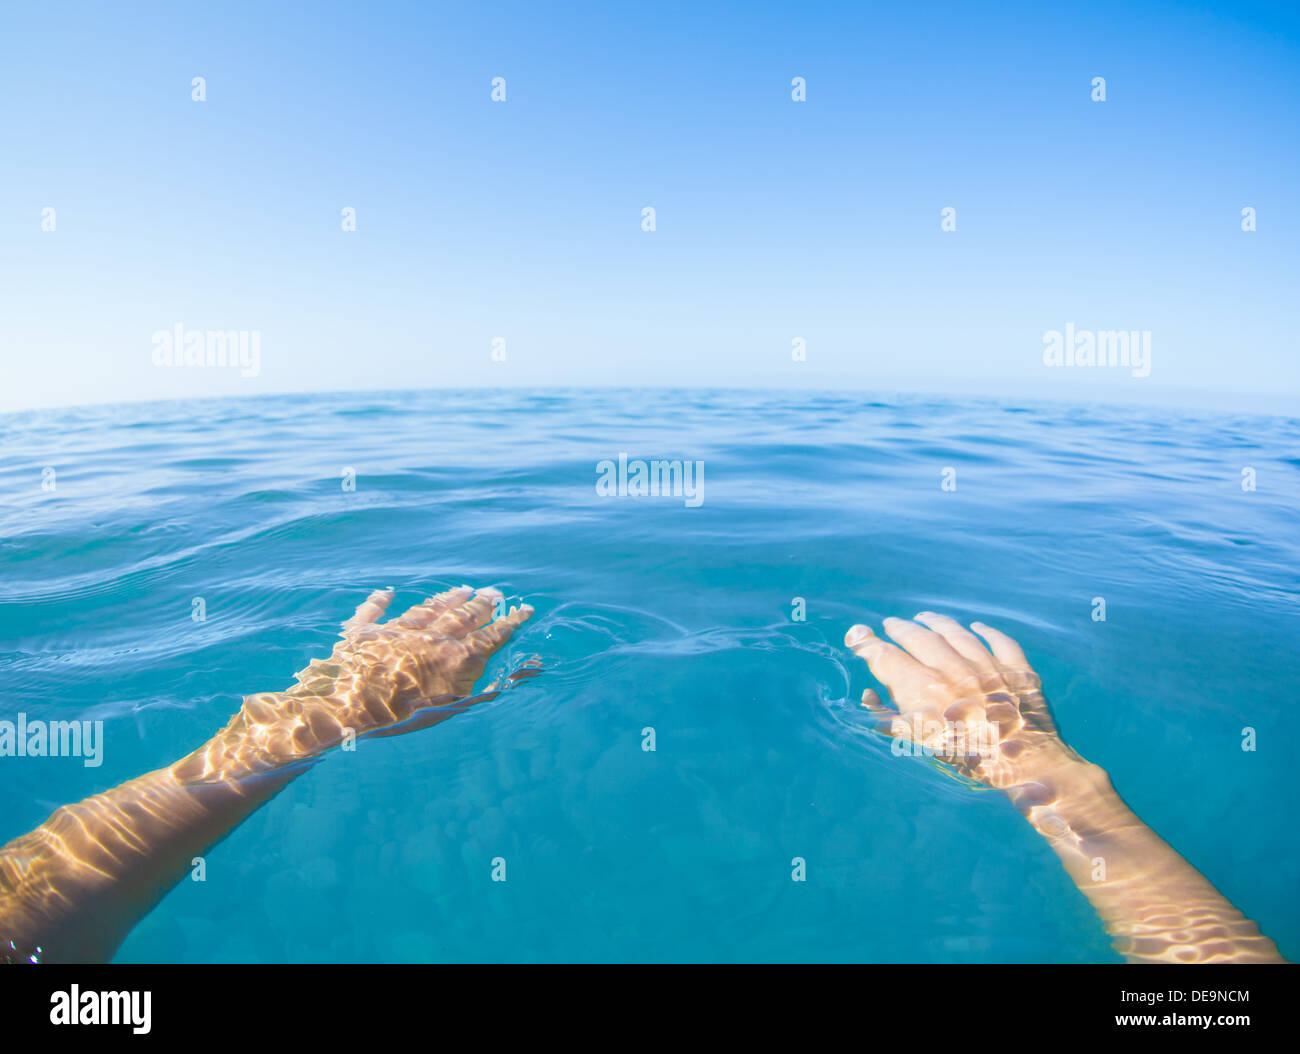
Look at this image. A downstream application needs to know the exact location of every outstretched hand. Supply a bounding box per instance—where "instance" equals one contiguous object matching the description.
[844,613,1083,791]
[174,586,535,781]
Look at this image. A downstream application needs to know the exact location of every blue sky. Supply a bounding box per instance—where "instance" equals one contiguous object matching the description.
[1,0,1297,413]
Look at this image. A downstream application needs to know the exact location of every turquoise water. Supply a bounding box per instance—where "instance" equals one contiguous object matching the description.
[1,389,1296,963]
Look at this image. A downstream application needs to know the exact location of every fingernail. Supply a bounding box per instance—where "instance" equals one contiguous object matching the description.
[845,624,874,648]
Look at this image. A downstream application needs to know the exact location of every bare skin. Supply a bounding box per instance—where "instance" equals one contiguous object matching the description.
[845,612,1286,964]
[0,594,1282,964]
[0,585,535,964]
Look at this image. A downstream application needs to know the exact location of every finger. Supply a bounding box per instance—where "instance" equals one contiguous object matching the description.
[844,624,939,701]
[341,589,393,635]
[507,657,544,682]
[969,621,1031,669]
[881,616,977,683]
[468,603,534,655]
[393,585,475,629]
[429,587,502,637]
[860,688,892,713]
[912,612,999,672]
[856,689,903,738]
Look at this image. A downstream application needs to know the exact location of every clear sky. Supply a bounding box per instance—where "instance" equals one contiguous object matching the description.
[1,0,1297,414]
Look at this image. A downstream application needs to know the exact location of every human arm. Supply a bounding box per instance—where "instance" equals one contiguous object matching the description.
[0,585,534,963]
[844,612,1285,964]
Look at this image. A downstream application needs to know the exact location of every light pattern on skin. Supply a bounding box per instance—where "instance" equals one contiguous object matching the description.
[173,586,535,781]
[847,613,1081,791]
[0,586,535,964]
[846,612,1286,964]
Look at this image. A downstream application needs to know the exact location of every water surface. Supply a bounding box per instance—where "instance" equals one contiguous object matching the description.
[1,388,1295,962]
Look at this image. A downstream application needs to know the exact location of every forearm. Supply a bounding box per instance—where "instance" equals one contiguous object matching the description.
[2,664,488,962]
[1015,760,1286,964]
[0,675,413,962]
[0,738,300,963]
[0,586,530,964]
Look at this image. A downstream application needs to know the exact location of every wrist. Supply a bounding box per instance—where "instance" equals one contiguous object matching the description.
[172,690,337,783]
[1007,755,1123,844]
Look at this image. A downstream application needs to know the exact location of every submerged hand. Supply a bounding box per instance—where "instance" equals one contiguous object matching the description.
[845,612,1289,963]
[844,613,1083,792]
[175,586,535,781]
[1,585,539,963]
